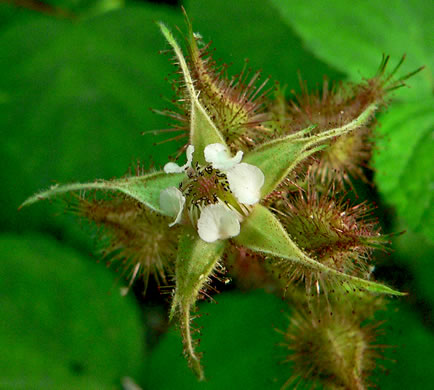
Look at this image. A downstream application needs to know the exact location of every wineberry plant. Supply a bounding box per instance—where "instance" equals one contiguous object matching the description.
[19,12,425,388]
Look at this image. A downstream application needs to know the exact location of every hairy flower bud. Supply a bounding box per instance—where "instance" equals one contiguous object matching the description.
[279,295,385,390]
[78,196,177,293]
[267,181,389,294]
[268,55,421,187]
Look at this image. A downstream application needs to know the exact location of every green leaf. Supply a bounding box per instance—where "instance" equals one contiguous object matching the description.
[374,99,433,240]
[42,0,124,19]
[185,0,343,92]
[392,228,434,306]
[244,104,378,197]
[0,6,182,239]
[170,229,226,380]
[235,205,403,295]
[378,303,434,389]
[0,3,42,33]
[0,234,145,388]
[271,0,433,99]
[146,290,289,389]
[20,171,184,216]
[158,22,227,163]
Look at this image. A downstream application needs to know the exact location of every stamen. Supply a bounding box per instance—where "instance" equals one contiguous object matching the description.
[177,162,249,226]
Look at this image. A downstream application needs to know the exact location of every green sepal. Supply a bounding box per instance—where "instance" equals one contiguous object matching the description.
[244,103,378,197]
[20,171,184,216]
[235,205,404,295]
[170,228,226,380]
[158,23,227,164]
[243,126,321,197]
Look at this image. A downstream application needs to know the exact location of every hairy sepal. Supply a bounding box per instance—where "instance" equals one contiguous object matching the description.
[170,228,226,380]
[20,171,184,216]
[244,103,378,197]
[234,205,403,295]
[158,23,227,163]
[184,16,269,150]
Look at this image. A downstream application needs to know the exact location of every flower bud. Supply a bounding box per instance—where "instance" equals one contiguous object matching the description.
[280,295,385,390]
[78,196,177,293]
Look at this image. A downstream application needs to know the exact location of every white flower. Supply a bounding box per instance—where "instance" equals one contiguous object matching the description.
[160,143,264,243]
[226,163,264,205]
[204,143,243,170]
[163,145,195,173]
[197,203,241,243]
[204,143,264,205]
[159,187,185,227]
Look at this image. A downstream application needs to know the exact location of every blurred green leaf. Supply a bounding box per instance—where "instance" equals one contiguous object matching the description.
[374,99,433,240]
[0,234,145,388]
[393,229,434,305]
[1,0,122,22]
[0,3,36,32]
[146,290,289,389]
[0,5,182,243]
[41,0,124,18]
[270,0,433,99]
[185,0,343,92]
[378,303,434,389]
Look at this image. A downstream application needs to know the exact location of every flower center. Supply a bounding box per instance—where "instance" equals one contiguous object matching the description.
[179,163,244,224]
[159,143,265,243]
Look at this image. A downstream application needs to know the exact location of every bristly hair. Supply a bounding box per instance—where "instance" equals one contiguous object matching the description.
[278,294,386,390]
[268,55,424,187]
[186,31,272,151]
[150,13,273,156]
[76,195,178,295]
[285,54,422,135]
[266,178,390,297]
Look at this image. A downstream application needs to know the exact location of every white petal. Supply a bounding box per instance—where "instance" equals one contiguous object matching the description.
[197,203,240,243]
[163,145,195,173]
[163,162,185,174]
[185,144,195,166]
[204,143,243,171]
[226,162,265,205]
[159,187,186,226]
